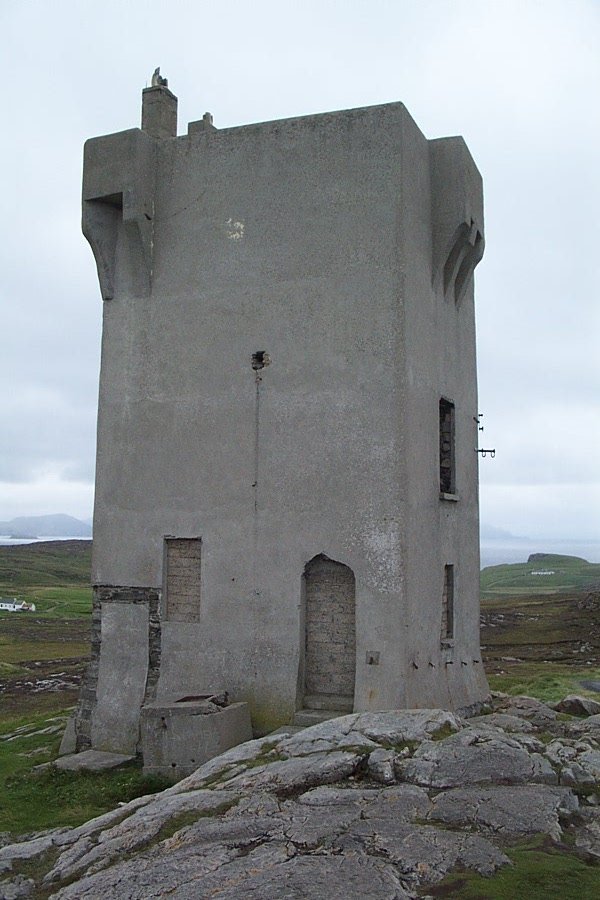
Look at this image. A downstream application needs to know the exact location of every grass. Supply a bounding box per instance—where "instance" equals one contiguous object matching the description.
[0,637,90,664]
[8,586,92,617]
[0,709,170,834]
[5,764,170,833]
[486,662,600,703]
[0,608,91,718]
[426,837,600,898]
[0,586,92,619]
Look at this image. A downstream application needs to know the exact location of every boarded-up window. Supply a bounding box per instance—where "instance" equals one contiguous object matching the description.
[165,538,201,622]
[441,564,454,640]
[439,398,455,494]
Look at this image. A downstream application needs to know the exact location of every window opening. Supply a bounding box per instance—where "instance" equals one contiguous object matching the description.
[439,398,455,494]
[441,564,454,640]
[164,537,201,622]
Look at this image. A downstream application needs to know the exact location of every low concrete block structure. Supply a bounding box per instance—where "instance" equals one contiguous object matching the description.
[140,698,253,779]
[55,750,135,772]
[73,75,489,759]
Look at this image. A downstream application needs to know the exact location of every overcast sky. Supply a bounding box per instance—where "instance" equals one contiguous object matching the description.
[1,0,598,545]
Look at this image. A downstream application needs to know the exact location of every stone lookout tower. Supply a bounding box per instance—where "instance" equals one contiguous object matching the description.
[76,75,489,755]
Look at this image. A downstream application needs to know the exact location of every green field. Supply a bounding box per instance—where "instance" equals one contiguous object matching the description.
[481,553,600,598]
[0,539,92,618]
[0,541,172,836]
[0,541,92,723]
[480,554,600,700]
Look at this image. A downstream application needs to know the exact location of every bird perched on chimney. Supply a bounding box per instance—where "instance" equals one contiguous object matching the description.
[151,67,168,87]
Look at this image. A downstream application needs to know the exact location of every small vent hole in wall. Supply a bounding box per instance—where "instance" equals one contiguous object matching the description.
[251,351,271,371]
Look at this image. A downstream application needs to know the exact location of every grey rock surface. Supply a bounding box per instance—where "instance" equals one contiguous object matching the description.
[494,695,559,729]
[396,727,550,788]
[0,832,69,862]
[543,736,600,787]
[338,822,509,885]
[0,875,35,900]
[561,752,600,787]
[564,713,600,737]
[553,695,600,717]
[354,709,463,744]
[469,712,535,733]
[205,854,413,900]
[428,785,578,840]
[212,751,363,795]
[574,808,600,859]
[166,734,288,794]
[1,701,598,898]
[367,748,398,784]
[44,791,239,885]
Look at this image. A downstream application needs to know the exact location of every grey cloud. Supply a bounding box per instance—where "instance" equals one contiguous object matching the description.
[0,0,598,536]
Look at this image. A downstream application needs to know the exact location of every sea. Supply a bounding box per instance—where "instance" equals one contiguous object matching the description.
[0,535,91,547]
[480,538,600,569]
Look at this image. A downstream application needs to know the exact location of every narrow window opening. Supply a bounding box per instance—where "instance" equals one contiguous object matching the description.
[441,564,454,640]
[439,398,455,494]
[165,537,201,622]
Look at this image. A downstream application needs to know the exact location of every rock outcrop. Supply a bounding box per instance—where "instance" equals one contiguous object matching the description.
[1,698,600,898]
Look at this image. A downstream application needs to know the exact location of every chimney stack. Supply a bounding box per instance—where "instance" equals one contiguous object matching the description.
[142,69,177,139]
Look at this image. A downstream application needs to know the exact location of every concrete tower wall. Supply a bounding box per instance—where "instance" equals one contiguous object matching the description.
[400,119,485,710]
[78,89,488,751]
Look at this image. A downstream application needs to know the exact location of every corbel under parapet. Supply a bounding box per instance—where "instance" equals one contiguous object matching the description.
[429,136,485,305]
[82,129,156,301]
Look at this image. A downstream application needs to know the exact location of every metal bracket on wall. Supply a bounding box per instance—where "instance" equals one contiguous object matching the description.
[474,412,495,458]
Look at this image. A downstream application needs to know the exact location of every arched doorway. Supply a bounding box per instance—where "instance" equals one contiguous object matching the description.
[303,555,356,711]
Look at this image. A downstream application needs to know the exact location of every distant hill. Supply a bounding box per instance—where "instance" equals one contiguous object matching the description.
[481,553,600,597]
[0,540,92,591]
[0,514,92,538]
[527,552,589,565]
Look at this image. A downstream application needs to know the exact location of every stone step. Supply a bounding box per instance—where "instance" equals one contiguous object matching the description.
[293,708,351,728]
[303,694,354,712]
[266,725,305,736]
[54,750,135,772]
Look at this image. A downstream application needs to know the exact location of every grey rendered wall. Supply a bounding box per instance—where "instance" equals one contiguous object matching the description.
[400,118,488,709]
[83,97,489,739]
[90,103,413,731]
